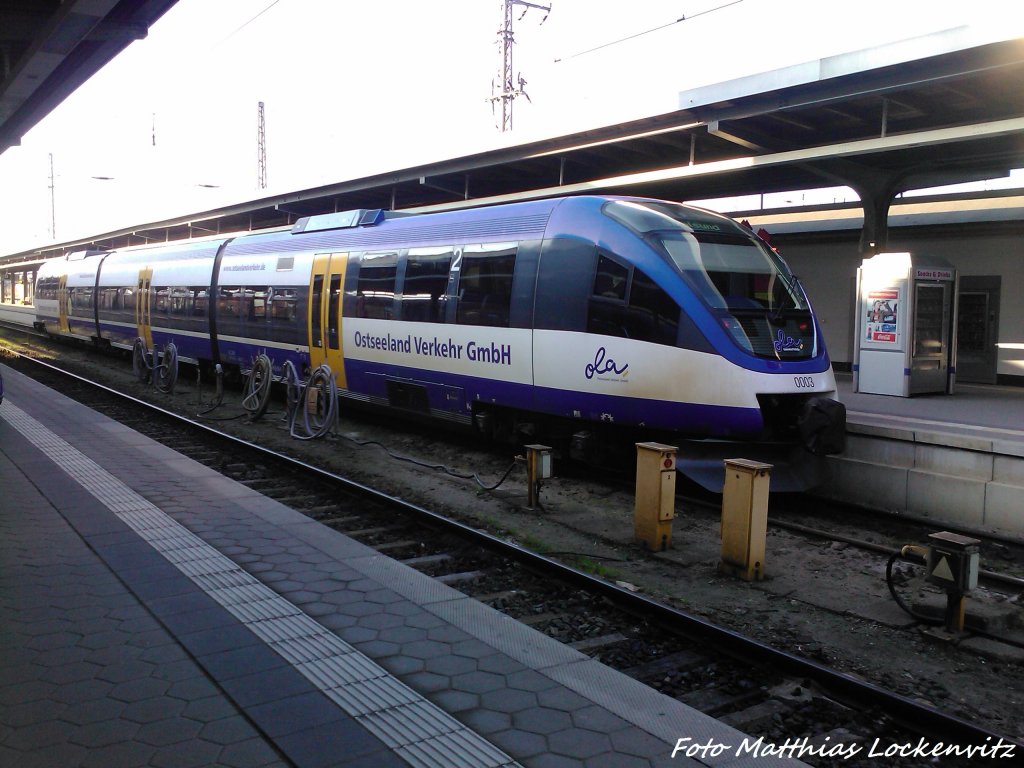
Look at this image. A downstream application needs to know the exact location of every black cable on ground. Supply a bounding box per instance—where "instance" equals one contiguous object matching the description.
[337,431,520,491]
[886,551,944,625]
[195,363,251,420]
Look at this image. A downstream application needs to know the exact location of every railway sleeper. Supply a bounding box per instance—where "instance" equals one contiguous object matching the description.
[273,494,323,508]
[621,649,707,680]
[568,632,629,653]
[435,570,486,586]
[344,526,404,538]
[678,685,766,716]
[317,515,363,527]
[720,698,792,732]
[400,553,453,568]
[304,504,345,517]
[517,611,562,627]
[474,590,519,605]
[240,477,287,489]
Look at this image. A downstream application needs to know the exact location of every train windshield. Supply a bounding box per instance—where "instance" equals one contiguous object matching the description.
[604,200,815,359]
[656,232,808,313]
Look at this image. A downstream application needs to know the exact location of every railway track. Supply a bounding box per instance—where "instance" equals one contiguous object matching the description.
[3,347,1020,766]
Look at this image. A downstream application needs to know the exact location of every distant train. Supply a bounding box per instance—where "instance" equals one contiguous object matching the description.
[30,195,845,489]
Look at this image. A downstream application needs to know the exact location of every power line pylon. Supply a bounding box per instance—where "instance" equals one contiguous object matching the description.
[257,101,267,190]
[490,0,550,132]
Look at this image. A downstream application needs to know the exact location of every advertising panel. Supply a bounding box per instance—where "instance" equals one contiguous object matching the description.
[862,287,902,348]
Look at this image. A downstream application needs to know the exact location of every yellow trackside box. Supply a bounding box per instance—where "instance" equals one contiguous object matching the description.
[634,442,677,552]
[720,459,772,581]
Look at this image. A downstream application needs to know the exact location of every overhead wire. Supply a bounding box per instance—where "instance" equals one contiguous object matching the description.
[220,0,283,44]
[554,0,744,63]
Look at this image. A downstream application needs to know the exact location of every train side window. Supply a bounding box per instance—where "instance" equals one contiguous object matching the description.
[169,287,192,316]
[218,286,241,318]
[36,277,58,302]
[455,244,516,327]
[155,287,170,315]
[271,288,297,322]
[192,288,208,318]
[98,287,116,310]
[356,252,397,319]
[250,287,269,320]
[71,286,93,314]
[401,248,452,323]
[122,288,135,311]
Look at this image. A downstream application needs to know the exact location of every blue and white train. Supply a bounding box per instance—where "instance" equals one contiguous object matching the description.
[33,195,845,489]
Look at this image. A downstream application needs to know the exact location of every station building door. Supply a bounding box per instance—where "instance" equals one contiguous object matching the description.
[957,276,1000,384]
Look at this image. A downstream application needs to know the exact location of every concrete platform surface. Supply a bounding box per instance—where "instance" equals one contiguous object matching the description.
[836,373,1024,451]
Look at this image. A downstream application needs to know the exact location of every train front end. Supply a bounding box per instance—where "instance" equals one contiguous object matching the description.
[602,199,846,490]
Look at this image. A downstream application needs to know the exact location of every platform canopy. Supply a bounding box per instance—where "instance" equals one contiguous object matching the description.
[2,23,1023,261]
[0,0,179,157]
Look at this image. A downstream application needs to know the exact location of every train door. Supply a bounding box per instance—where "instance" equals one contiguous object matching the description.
[135,267,154,349]
[307,253,348,388]
[57,274,70,333]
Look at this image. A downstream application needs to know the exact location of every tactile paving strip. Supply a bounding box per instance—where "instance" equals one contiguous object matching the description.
[1,401,521,768]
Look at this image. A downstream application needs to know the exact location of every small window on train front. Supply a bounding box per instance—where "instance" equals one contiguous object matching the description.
[455,244,516,327]
[625,270,679,345]
[356,252,397,320]
[587,255,628,338]
[587,267,679,346]
[592,255,627,300]
[402,248,452,323]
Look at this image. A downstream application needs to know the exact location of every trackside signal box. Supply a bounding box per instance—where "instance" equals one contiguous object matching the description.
[926,531,979,592]
[926,530,980,633]
[720,459,771,581]
[634,442,677,551]
[854,252,958,396]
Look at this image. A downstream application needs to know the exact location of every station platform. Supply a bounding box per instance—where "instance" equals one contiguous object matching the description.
[820,373,1024,538]
[0,363,787,768]
[836,373,1024,449]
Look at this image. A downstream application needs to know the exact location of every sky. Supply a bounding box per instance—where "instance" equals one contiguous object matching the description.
[1,0,1022,255]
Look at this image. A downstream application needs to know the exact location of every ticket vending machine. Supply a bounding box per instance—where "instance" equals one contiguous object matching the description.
[854,252,958,396]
